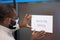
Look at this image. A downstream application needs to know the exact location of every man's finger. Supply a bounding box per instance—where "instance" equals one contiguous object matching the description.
[39,31,45,34]
[27,14,32,18]
[25,14,28,18]
[26,24,31,29]
[32,30,36,35]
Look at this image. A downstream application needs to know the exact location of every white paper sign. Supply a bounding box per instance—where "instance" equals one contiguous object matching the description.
[31,15,53,33]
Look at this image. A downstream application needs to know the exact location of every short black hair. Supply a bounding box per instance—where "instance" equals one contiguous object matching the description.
[0,5,14,22]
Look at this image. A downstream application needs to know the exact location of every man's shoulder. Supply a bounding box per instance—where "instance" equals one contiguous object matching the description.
[0,30,8,37]
[0,30,15,40]
[0,30,5,34]
[0,30,7,34]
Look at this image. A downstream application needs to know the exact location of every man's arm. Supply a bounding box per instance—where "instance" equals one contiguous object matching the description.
[14,14,46,40]
[14,27,32,40]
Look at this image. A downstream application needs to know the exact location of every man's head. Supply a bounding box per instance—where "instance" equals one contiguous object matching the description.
[0,5,18,29]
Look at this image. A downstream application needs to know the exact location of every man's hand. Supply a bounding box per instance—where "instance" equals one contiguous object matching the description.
[19,14,32,28]
[31,31,46,40]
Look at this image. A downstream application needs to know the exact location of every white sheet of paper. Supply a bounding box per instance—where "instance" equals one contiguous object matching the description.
[31,15,53,33]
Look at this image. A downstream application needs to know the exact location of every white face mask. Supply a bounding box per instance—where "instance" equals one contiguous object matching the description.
[16,18,19,24]
[13,18,19,28]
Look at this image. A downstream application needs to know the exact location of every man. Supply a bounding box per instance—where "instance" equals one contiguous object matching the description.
[0,5,45,40]
[0,5,15,40]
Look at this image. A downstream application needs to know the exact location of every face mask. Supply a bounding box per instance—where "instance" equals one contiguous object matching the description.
[13,18,19,28]
[8,20,16,29]
[8,18,19,29]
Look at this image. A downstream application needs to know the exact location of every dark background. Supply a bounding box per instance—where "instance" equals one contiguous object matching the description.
[18,2,60,40]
